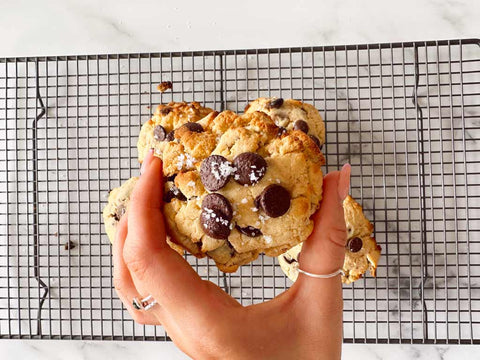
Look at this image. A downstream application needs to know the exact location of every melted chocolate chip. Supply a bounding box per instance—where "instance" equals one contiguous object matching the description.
[277,127,287,137]
[159,107,171,116]
[200,193,233,239]
[309,135,323,150]
[233,152,267,186]
[202,193,233,220]
[165,174,177,182]
[181,122,204,133]
[348,237,363,253]
[255,184,291,218]
[153,125,167,141]
[268,98,284,109]
[225,239,236,256]
[166,130,175,141]
[163,185,186,203]
[294,120,309,134]
[200,155,235,191]
[283,255,297,264]
[235,225,262,238]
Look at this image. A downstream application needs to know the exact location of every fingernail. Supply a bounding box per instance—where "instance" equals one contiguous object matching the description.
[140,149,155,175]
[337,163,351,201]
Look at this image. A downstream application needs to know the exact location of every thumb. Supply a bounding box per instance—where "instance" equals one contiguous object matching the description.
[298,163,351,277]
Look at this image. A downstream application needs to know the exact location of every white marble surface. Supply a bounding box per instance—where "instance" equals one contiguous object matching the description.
[1,0,479,359]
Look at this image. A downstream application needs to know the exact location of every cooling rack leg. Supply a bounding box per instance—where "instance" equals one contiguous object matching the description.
[31,59,49,336]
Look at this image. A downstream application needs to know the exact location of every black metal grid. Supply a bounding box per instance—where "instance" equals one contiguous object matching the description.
[0,39,479,344]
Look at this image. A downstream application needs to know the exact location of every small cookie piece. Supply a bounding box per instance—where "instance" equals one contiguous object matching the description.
[278,195,381,284]
[245,97,326,146]
[137,101,214,162]
[102,177,184,255]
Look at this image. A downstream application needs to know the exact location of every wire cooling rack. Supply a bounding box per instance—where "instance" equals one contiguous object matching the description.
[0,39,479,344]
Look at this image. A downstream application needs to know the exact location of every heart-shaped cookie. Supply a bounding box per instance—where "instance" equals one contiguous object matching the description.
[125,99,325,272]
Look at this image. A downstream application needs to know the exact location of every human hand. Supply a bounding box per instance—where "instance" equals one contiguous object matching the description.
[113,150,351,360]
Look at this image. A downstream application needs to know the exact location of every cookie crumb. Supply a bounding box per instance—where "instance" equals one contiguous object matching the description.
[157,81,173,93]
[64,240,76,250]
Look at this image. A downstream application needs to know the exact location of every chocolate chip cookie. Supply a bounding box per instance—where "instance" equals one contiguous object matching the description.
[137,106,325,272]
[278,195,381,284]
[244,97,326,148]
[102,177,184,255]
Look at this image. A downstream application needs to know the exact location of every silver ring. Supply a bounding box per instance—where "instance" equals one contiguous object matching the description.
[294,263,344,279]
[132,295,157,311]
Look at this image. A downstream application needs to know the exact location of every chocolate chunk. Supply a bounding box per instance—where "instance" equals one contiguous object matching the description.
[200,193,233,239]
[157,81,173,93]
[181,122,204,133]
[159,107,171,116]
[347,237,363,253]
[233,152,267,186]
[283,255,297,264]
[113,204,126,222]
[309,135,322,150]
[165,174,177,182]
[225,239,236,256]
[268,98,284,109]
[235,225,262,238]
[294,120,309,134]
[166,130,175,141]
[253,195,261,211]
[200,155,235,191]
[163,185,186,203]
[163,190,175,203]
[153,125,167,141]
[277,127,287,137]
[256,184,291,218]
[64,240,76,250]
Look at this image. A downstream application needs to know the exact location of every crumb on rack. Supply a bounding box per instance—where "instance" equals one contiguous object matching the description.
[157,81,173,93]
[64,240,76,250]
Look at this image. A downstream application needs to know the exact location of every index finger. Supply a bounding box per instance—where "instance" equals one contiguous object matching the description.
[123,151,225,314]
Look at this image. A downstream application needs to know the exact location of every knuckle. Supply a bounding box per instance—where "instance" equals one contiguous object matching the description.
[326,225,347,247]
[124,252,149,280]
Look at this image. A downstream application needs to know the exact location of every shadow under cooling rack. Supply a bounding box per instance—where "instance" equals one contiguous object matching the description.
[0,39,479,343]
